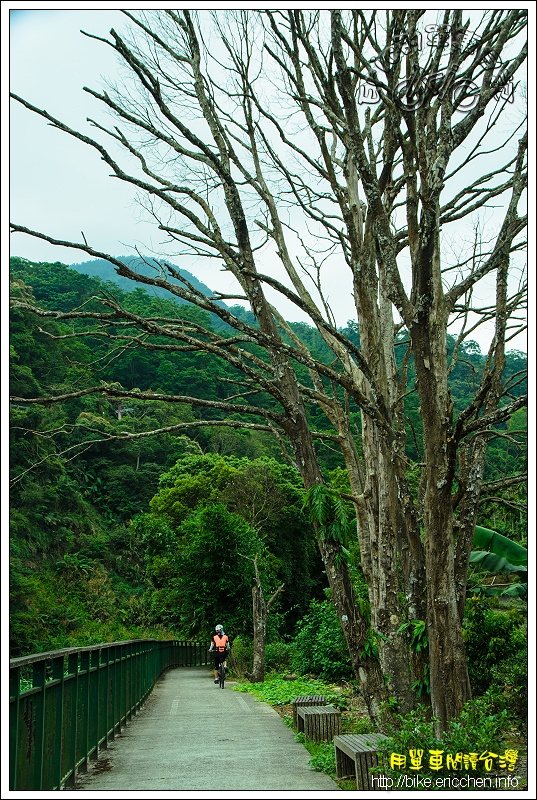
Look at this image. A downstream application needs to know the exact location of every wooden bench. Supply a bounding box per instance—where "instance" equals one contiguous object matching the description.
[292,695,327,727]
[296,705,341,742]
[334,733,387,790]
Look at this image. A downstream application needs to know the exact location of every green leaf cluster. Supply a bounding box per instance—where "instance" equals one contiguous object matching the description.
[396,619,428,653]
[469,526,527,598]
[462,595,526,699]
[303,484,355,545]
[290,598,352,682]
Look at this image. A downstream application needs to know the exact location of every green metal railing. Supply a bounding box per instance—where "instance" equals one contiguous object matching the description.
[10,639,209,791]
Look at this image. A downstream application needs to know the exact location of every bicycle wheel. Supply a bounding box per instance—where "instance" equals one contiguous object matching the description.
[218,662,225,689]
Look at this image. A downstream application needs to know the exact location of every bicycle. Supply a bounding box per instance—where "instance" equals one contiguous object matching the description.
[217,659,226,689]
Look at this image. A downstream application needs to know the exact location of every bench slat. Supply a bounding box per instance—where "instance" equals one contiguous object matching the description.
[291,694,326,726]
[296,705,341,742]
[334,733,387,790]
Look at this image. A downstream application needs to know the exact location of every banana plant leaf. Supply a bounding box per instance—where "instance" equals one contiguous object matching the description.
[470,526,527,598]
[472,526,527,566]
[469,550,527,576]
[473,583,528,598]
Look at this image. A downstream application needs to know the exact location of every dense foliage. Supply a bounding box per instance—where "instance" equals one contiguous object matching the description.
[9,257,330,653]
[462,596,527,699]
[9,255,527,729]
[134,453,323,638]
[374,699,511,782]
[290,598,352,682]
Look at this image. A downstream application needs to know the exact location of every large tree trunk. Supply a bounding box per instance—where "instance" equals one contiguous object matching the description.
[424,478,472,735]
[347,207,421,714]
[359,422,418,714]
[317,534,392,725]
[246,583,268,683]
[282,414,392,725]
[411,225,472,734]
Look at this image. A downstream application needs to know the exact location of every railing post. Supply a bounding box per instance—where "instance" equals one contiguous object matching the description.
[64,652,79,788]
[109,645,115,739]
[99,648,108,750]
[121,643,127,727]
[9,666,20,791]
[119,644,125,732]
[89,648,99,759]
[51,655,64,790]
[134,641,140,713]
[113,645,121,736]
[78,651,90,777]
[141,643,147,703]
[33,660,46,790]
[126,642,132,721]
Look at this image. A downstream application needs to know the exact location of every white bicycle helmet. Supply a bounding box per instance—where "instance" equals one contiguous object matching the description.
[215,624,224,632]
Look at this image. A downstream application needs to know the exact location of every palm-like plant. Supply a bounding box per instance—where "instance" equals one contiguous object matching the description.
[469,526,527,597]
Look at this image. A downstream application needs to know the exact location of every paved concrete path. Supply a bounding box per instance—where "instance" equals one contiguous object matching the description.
[75,666,340,793]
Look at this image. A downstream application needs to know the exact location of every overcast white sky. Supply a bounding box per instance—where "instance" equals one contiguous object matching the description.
[9,9,158,260]
[5,3,534,355]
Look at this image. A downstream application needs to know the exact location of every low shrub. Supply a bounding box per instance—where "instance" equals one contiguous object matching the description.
[463,596,525,696]
[350,717,376,734]
[308,742,336,775]
[228,634,253,676]
[488,645,528,724]
[264,640,293,673]
[290,598,352,682]
[374,699,511,782]
[235,675,345,708]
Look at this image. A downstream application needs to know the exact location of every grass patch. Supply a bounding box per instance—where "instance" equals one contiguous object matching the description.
[233,674,378,787]
[294,732,336,777]
[233,675,346,708]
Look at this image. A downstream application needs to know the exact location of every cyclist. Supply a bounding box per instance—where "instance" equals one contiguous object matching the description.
[209,624,230,684]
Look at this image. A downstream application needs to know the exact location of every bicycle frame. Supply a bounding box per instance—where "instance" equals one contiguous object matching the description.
[218,661,225,689]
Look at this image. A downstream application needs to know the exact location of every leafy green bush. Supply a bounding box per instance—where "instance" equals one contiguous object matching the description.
[229,634,253,676]
[487,644,528,723]
[264,641,293,672]
[290,598,352,682]
[441,696,509,755]
[463,596,525,696]
[350,717,376,734]
[375,699,510,781]
[308,742,336,775]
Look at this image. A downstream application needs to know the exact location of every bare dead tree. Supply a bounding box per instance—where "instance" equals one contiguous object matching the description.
[238,553,284,684]
[10,9,527,733]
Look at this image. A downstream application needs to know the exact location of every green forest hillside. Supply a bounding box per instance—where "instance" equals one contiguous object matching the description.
[70,256,223,305]
[10,256,527,695]
[9,256,328,657]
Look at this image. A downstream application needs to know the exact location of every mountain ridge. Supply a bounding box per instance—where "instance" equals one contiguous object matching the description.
[69,255,228,310]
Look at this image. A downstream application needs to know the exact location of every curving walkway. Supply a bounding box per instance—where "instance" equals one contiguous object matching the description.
[74,666,340,793]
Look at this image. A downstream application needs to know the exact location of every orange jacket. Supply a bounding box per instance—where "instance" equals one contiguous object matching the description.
[212,633,229,653]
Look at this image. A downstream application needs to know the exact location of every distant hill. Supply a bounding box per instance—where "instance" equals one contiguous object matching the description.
[69,255,227,309]
[69,255,237,331]
[67,256,345,358]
